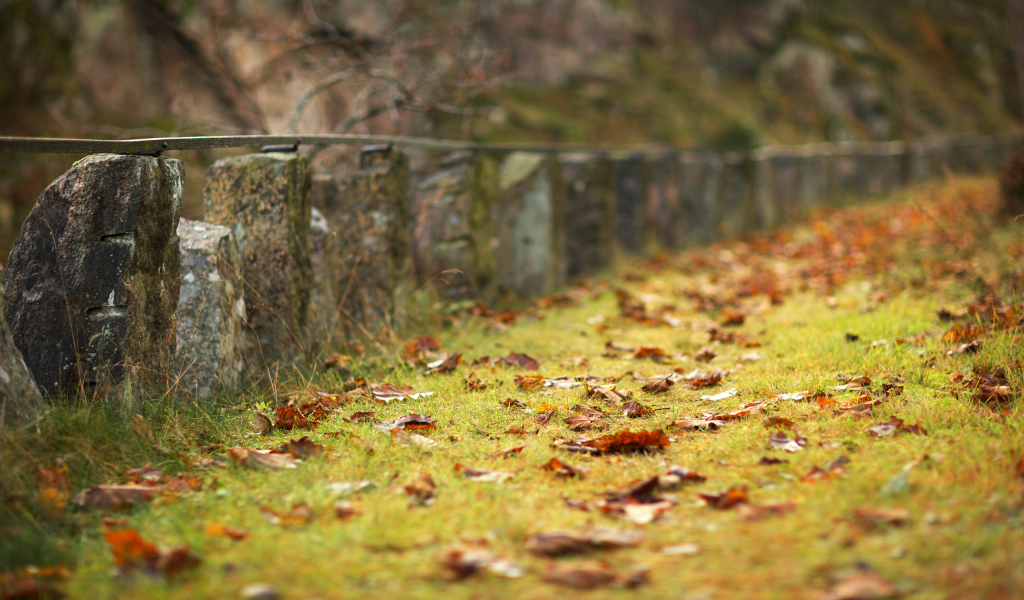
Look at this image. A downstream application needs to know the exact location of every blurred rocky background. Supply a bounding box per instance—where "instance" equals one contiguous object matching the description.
[1,0,1020,259]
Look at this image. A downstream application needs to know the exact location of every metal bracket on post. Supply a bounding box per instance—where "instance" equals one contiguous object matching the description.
[260,140,301,153]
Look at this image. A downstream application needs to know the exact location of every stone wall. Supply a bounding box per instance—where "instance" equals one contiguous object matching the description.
[561,153,616,277]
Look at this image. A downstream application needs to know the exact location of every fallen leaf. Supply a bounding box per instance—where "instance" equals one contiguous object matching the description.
[495,445,525,458]
[641,378,674,394]
[37,466,71,514]
[673,417,726,431]
[252,412,272,435]
[427,352,461,374]
[326,480,376,495]
[701,388,738,402]
[455,464,514,483]
[73,484,163,510]
[441,546,524,580]
[260,502,314,526]
[942,323,985,344]
[694,347,716,363]
[501,398,527,409]
[227,447,298,472]
[541,561,617,589]
[587,385,631,403]
[406,336,441,360]
[273,406,316,431]
[515,375,545,391]
[602,499,675,524]
[764,416,795,428]
[501,352,540,370]
[277,436,325,459]
[391,429,438,448]
[758,457,787,465]
[505,426,530,434]
[104,529,200,578]
[657,466,707,488]
[565,414,607,431]
[465,378,489,391]
[333,501,358,519]
[204,522,249,541]
[769,431,805,453]
[621,400,655,418]
[525,527,643,557]
[405,472,436,507]
[539,457,584,478]
[853,507,909,528]
[536,410,557,425]
[816,569,897,600]
[699,486,749,509]
[688,372,723,389]
[631,346,666,361]
[372,384,435,402]
[376,414,438,432]
[801,456,850,483]
[344,411,376,423]
[582,430,671,454]
[867,417,927,437]
[662,543,700,556]
[737,502,797,521]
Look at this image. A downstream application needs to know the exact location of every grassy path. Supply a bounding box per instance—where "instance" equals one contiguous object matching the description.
[4,177,1024,600]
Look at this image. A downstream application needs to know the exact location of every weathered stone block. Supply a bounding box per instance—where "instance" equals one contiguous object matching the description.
[679,152,721,245]
[493,152,565,298]
[312,146,411,335]
[646,154,680,250]
[305,207,340,344]
[561,154,616,277]
[0,261,42,426]
[614,155,647,255]
[203,153,312,360]
[411,152,499,302]
[175,219,246,399]
[717,153,752,238]
[2,154,182,399]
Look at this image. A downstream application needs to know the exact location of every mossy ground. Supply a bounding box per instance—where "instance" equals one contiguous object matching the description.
[2,176,1023,599]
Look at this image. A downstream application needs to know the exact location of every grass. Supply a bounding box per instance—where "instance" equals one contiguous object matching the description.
[2,176,1023,599]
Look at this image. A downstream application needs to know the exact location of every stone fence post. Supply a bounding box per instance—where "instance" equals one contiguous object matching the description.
[2,154,182,400]
[411,152,499,303]
[313,146,412,338]
[0,261,42,425]
[678,152,722,245]
[175,219,246,398]
[646,153,680,251]
[561,153,616,277]
[493,152,565,298]
[717,152,753,238]
[203,152,313,362]
[613,154,648,256]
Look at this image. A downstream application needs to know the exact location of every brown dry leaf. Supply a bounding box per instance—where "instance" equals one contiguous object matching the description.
[565,415,607,431]
[455,464,515,483]
[37,466,71,514]
[502,398,527,409]
[204,522,249,541]
[758,456,787,465]
[816,569,898,600]
[586,385,631,403]
[227,448,298,472]
[440,546,524,580]
[699,486,749,509]
[657,466,707,488]
[622,400,655,418]
[539,457,584,478]
[344,411,376,423]
[278,436,325,459]
[377,414,438,432]
[942,323,985,344]
[737,502,797,521]
[720,309,745,327]
[600,499,675,525]
[541,561,617,589]
[504,426,530,435]
[536,410,557,425]
[672,417,726,431]
[769,431,805,453]
[694,347,716,363]
[853,507,909,528]
[405,472,436,507]
[273,405,316,431]
[73,484,164,510]
[391,429,438,448]
[260,502,314,526]
[104,529,201,578]
[641,378,674,394]
[801,456,850,483]
[496,445,525,458]
[372,384,434,403]
[515,375,546,391]
[406,336,441,360]
[764,416,795,429]
[252,411,272,435]
[501,352,540,370]
[164,474,203,495]
[631,346,666,361]
[465,378,489,391]
[688,372,723,389]
[124,463,163,483]
[867,417,926,437]
[583,430,671,454]
[333,500,358,519]
[717,400,770,420]
[525,528,643,557]
[426,352,461,374]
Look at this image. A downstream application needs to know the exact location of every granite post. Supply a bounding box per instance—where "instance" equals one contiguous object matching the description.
[646,154,680,250]
[613,154,648,256]
[175,219,246,398]
[411,152,499,302]
[203,153,312,361]
[2,154,182,399]
[312,146,412,337]
[679,152,722,245]
[493,152,565,298]
[717,153,752,238]
[0,261,42,426]
[561,153,616,277]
